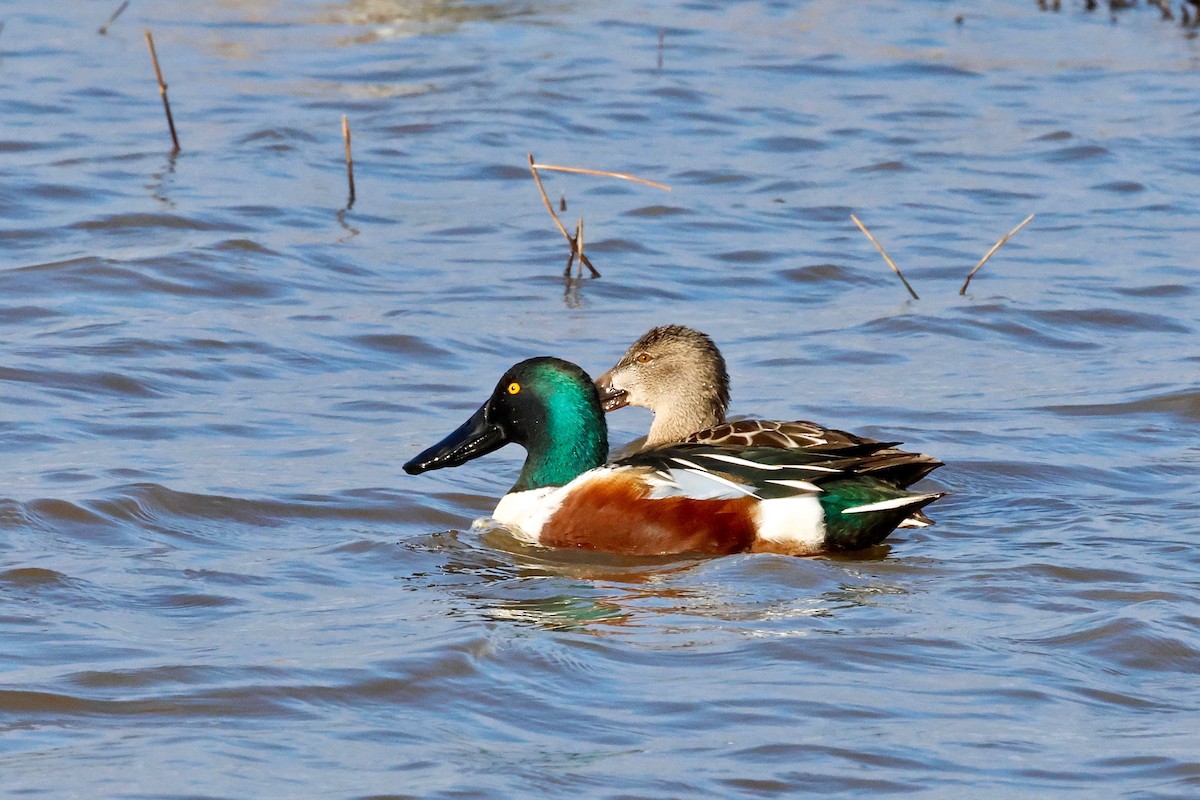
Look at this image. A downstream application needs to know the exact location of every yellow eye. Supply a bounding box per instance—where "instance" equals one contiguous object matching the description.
[635,352,652,364]
[507,382,521,395]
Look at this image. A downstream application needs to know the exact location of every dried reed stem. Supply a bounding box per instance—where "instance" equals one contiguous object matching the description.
[99,1,129,35]
[342,114,356,209]
[144,30,180,152]
[851,214,919,301]
[529,153,599,278]
[530,162,671,192]
[958,214,1035,295]
[564,218,586,278]
[568,217,584,278]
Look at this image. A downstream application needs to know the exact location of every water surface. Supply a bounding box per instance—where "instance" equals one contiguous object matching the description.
[1,1,1199,797]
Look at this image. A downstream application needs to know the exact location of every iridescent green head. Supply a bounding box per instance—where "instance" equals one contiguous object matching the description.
[403,357,609,492]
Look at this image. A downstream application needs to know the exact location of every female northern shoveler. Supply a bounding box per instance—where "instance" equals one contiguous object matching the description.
[403,357,943,556]
[595,325,942,490]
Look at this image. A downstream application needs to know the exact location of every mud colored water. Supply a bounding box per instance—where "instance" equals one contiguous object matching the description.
[1,1,1198,797]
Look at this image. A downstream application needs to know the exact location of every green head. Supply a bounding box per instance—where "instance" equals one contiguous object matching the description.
[403,357,609,492]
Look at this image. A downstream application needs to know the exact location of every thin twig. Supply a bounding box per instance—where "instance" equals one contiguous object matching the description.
[529,153,570,241]
[529,153,600,278]
[144,30,180,152]
[851,214,919,300]
[530,162,671,192]
[564,218,586,278]
[959,214,1035,295]
[342,114,356,209]
[657,29,665,70]
[99,1,130,35]
[575,217,584,278]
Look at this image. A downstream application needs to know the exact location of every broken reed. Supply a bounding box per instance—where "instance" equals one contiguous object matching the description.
[144,30,180,152]
[528,154,599,278]
[527,154,671,279]
[853,212,1035,298]
[851,214,920,300]
[959,214,1034,295]
[567,218,585,278]
[99,1,129,35]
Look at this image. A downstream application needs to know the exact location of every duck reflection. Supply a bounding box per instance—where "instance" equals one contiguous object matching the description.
[408,521,908,633]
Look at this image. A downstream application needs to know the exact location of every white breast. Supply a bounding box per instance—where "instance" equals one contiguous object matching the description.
[488,467,628,543]
[490,487,561,542]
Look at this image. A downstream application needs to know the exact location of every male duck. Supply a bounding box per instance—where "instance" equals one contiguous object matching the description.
[595,325,942,490]
[404,357,943,556]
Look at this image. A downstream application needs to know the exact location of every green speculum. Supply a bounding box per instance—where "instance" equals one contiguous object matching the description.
[817,477,914,552]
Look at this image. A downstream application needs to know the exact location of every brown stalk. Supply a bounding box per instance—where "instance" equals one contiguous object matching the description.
[342,114,356,209]
[959,214,1035,295]
[571,217,584,278]
[99,1,130,35]
[144,30,180,152]
[851,214,919,300]
[529,153,599,278]
[530,162,671,192]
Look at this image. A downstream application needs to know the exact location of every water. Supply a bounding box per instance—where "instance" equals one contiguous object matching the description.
[2,0,1199,796]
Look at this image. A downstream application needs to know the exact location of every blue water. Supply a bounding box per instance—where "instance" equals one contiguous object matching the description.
[1,1,1198,797]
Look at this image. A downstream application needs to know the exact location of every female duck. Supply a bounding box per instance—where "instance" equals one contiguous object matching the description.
[595,325,941,489]
[404,357,942,557]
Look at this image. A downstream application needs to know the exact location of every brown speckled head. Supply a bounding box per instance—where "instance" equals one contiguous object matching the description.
[595,325,730,447]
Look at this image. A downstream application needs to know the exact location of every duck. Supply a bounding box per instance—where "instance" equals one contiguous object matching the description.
[403,356,943,556]
[595,325,942,490]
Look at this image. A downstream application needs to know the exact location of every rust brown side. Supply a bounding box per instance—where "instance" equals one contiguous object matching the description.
[540,472,758,555]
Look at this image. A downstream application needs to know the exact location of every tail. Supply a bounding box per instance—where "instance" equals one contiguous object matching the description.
[820,488,946,552]
[841,491,944,518]
[898,508,936,529]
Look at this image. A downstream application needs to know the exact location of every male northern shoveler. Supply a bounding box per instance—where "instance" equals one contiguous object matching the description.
[595,325,942,490]
[403,357,943,556]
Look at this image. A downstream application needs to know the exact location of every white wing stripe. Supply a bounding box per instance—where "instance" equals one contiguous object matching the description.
[693,452,842,474]
[842,493,937,514]
[696,453,784,471]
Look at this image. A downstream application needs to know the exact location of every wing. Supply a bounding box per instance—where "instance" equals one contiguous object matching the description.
[682,419,889,452]
[682,419,942,487]
[617,443,851,501]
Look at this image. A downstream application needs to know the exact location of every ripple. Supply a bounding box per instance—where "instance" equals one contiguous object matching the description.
[346,334,455,360]
[852,160,913,173]
[777,263,877,286]
[70,212,252,234]
[1041,390,1200,420]
[748,135,825,153]
[0,567,73,588]
[1041,144,1112,163]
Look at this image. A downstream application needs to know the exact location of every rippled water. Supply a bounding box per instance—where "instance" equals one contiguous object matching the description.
[2,0,1199,796]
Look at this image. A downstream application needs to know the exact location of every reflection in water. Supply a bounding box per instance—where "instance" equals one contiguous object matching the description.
[147,150,178,209]
[413,521,912,635]
[328,0,549,38]
[485,594,630,629]
[562,275,587,309]
[336,207,360,242]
